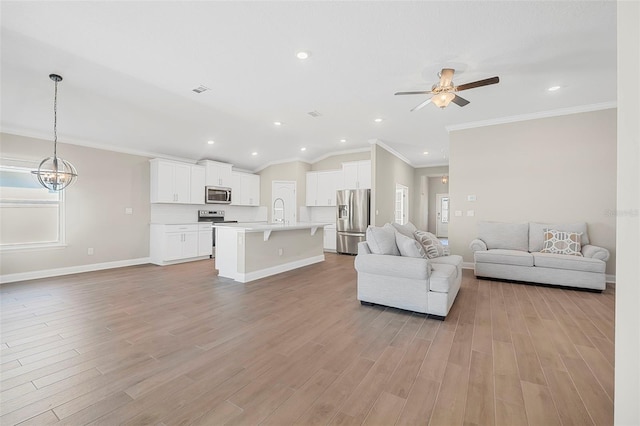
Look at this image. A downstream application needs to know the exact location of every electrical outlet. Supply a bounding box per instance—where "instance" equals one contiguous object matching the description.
[125,207,133,215]
[87,248,94,255]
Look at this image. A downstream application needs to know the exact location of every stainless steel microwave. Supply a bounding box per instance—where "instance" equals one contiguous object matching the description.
[205,186,232,204]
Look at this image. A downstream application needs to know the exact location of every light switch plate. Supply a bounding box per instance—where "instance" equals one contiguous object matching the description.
[455,210,463,217]
[467,210,475,217]
[467,195,477,202]
[125,207,133,215]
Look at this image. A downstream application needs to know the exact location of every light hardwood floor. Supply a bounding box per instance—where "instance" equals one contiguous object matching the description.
[1,254,614,425]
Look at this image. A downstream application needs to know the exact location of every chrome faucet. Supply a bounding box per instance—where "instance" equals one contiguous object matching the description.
[273,197,285,224]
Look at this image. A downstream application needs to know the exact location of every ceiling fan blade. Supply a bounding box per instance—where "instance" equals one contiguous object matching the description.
[410,97,432,112]
[455,76,500,92]
[451,95,470,107]
[439,68,455,87]
[395,90,433,95]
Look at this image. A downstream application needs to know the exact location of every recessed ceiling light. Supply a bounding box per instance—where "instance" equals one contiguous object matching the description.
[300,147,307,152]
[296,51,310,60]
[547,85,561,92]
[423,151,429,155]
[251,152,258,156]
[340,139,347,143]
[273,121,282,126]
[374,118,383,123]
[207,140,215,145]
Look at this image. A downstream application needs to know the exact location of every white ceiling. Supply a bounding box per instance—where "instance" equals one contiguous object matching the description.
[0,1,617,171]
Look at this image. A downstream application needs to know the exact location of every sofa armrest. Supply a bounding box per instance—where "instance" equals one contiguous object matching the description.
[469,239,488,252]
[582,244,610,262]
[355,253,431,280]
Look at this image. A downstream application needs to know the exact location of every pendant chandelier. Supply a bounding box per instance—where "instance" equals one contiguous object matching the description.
[442,175,448,184]
[31,73,77,191]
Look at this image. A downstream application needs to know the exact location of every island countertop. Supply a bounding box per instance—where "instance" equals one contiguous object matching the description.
[212,222,332,232]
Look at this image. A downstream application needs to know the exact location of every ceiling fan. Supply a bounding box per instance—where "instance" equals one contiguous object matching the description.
[395,68,499,111]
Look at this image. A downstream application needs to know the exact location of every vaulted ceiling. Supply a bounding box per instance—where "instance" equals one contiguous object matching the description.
[0,1,617,171]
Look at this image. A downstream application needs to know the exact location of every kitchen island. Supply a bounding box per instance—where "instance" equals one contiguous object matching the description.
[213,222,330,283]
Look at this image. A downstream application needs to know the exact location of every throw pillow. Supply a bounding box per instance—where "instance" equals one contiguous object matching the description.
[414,230,447,258]
[540,229,583,256]
[391,222,418,239]
[366,225,400,256]
[395,232,427,259]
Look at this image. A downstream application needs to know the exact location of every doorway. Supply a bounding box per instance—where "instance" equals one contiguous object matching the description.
[436,193,449,238]
[271,181,296,224]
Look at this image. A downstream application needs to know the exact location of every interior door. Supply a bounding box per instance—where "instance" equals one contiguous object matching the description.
[436,193,449,238]
[272,181,296,224]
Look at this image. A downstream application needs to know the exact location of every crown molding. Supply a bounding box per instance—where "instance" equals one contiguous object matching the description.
[371,139,413,167]
[445,101,617,133]
[251,157,310,173]
[308,147,371,165]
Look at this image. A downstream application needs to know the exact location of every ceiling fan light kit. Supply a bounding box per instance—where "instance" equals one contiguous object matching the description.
[31,73,78,191]
[395,68,499,111]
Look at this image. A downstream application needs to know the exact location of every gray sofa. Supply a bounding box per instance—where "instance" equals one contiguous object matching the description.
[355,226,463,319]
[469,221,610,291]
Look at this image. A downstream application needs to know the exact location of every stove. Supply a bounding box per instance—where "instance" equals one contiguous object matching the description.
[197,210,237,257]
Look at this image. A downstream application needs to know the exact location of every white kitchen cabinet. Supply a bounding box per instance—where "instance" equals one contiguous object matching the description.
[199,160,233,188]
[341,161,371,190]
[190,165,206,204]
[323,225,337,252]
[306,170,340,206]
[150,224,203,264]
[198,224,213,256]
[231,171,260,206]
[150,159,205,204]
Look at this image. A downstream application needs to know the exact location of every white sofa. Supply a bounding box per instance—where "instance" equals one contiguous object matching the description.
[469,221,610,291]
[354,223,463,319]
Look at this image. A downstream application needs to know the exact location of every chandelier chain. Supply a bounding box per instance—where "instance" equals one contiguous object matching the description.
[53,77,58,158]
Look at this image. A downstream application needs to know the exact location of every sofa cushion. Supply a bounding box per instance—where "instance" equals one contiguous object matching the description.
[533,252,605,273]
[474,249,534,267]
[414,230,447,258]
[540,230,583,256]
[529,222,589,252]
[395,232,427,259]
[366,225,400,256]
[477,221,529,251]
[391,222,418,239]
[429,263,457,293]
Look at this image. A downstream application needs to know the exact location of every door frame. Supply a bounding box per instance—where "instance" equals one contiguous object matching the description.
[436,193,449,238]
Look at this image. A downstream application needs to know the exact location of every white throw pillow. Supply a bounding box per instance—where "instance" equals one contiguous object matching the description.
[391,222,418,239]
[395,232,427,259]
[414,230,448,258]
[366,225,400,256]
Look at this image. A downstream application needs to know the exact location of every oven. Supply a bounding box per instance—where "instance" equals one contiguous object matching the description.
[197,210,237,258]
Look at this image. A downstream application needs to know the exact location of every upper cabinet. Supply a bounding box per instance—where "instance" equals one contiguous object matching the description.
[231,171,260,206]
[306,170,341,206]
[150,159,205,204]
[340,160,371,190]
[198,160,233,188]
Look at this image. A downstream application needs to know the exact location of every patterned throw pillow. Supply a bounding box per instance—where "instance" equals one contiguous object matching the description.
[540,229,583,256]
[414,230,448,258]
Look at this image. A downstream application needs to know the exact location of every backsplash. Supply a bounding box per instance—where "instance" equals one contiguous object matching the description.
[150,204,267,224]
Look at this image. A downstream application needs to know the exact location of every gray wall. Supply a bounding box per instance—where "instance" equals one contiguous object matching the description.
[258,161,311,222]
[311,150,370,171]
[372,144,415,226]
[0,133,151,277]
[615,3,640,423]
[412,165,449,231]
[448,108,617,274]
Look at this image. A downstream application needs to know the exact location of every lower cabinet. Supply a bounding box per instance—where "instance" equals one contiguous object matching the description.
[198,224,213,256]
[150,224,210,265]
[323,225,337,252]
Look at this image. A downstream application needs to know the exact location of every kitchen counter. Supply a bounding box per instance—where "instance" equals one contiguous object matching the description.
[214,222,329,283]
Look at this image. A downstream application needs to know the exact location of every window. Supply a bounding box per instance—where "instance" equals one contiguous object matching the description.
[395,184,408,225]
[0,163,65,249]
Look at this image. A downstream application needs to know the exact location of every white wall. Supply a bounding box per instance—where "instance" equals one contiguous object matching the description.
[0,133,151,280]
[615,1,640,423]
[449,108,617,274]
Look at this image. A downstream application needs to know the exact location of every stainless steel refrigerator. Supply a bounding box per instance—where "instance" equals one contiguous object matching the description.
[336,189,370,255]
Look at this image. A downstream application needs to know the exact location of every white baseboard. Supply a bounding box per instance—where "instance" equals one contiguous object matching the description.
[236,255,325,283]
[606,274,616,284]
[0,258,151,284]
[462,262,475,270]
